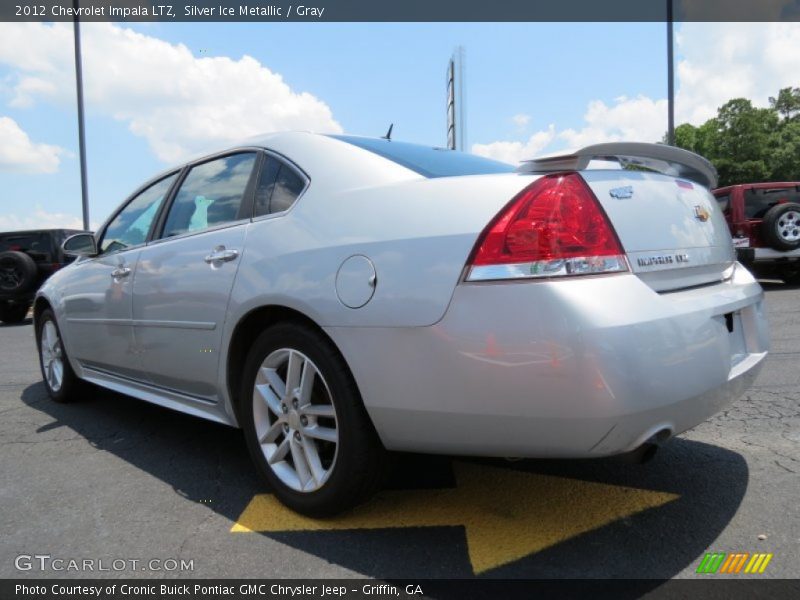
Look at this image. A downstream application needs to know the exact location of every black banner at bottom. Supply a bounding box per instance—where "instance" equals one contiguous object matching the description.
[3,579,800,600]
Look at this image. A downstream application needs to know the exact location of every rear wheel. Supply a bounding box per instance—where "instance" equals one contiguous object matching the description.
[0,301,30,324]
[762,203,800,251]
[36,309,83,403]
[240,322,384,516]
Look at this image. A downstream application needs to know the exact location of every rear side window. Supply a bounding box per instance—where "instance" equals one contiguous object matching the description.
[329,135,515,178]
[714,194,730,213]
[254,156,306,217]
[744,187,800,219]
[161,153,257,238]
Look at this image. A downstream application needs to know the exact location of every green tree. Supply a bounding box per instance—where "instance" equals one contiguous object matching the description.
[769,119,800,181]
[670,89,800,187]
[769,87,800,120]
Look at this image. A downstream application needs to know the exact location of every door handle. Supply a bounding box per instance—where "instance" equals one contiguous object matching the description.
[204,246,239,264]
[110,265,131,279]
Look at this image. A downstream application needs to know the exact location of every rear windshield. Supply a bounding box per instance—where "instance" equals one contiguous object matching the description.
[330,135,515,178]
[744,187,800,219]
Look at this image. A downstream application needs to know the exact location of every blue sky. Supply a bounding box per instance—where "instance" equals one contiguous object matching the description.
[0,22,797,230]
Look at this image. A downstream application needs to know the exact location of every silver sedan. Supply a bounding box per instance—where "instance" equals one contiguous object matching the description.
[34,133,769,515]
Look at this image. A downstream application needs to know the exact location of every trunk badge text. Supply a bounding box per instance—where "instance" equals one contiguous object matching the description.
[694,205,711,222]
[637,254,690,267]
[609,186,634,199]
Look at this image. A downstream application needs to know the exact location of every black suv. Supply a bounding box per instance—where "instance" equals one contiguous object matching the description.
[0,229,83,324]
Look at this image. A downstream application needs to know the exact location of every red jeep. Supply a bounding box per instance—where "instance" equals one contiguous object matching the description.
[713,182,800,284]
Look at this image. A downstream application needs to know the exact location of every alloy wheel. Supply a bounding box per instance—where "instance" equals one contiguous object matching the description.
[252,348,338,492]
[40,320,64,392]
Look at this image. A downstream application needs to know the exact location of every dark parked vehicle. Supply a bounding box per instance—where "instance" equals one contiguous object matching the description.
[713,182,800,284]
[0,229,82,324]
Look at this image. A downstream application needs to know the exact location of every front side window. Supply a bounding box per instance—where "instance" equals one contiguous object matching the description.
[100,173,177,254]
[161,153,257,238]
[253,156,306,217]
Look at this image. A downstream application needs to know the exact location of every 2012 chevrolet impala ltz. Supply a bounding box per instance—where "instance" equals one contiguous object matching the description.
[34,133,769,515]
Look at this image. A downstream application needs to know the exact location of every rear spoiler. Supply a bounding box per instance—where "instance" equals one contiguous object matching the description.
[517,142,718,189]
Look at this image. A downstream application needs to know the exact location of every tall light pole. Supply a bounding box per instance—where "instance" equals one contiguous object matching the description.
[666,0,675,145]
[73,0,90,230]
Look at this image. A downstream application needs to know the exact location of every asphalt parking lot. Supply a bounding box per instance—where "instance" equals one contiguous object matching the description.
[1,282,798,581]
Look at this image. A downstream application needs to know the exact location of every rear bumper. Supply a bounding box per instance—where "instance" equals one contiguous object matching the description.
[327,264,769,458]
[753,247,800,260]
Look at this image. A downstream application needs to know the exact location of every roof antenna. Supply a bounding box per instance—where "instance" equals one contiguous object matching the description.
[382,123,393,140]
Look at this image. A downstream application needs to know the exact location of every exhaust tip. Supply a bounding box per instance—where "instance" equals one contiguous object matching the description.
[638,442,659,464]
[617,430,670,464]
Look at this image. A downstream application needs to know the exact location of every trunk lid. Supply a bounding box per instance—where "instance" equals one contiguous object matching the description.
[580,170,735,292]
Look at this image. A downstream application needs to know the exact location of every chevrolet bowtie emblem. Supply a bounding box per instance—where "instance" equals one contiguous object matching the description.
[609,186,634,199]
[694,205,710,222]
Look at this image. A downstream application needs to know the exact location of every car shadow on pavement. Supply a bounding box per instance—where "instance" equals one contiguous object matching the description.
[21,381,748,584]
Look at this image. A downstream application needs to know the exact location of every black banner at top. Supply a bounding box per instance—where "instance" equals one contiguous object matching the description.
[2,0,800,23]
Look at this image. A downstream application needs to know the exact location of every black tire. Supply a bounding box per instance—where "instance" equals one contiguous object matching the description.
[240,322,385,517]
[35,308,84,403]
[762,203,800,251]
[0,250,38,294]
[0,301,30,324]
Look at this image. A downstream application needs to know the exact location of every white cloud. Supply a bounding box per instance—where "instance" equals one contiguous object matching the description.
[0,22,343,163]
[512,113,531,128]
[559,96,667,149]
[0,207,88,231]
[473,22,800,164]
[0,116,64,173]
[473,124,555,164]
[675,23,800,124]
[474,96,666,164]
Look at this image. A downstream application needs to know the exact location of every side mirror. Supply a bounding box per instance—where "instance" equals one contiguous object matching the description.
[62,232,98,258]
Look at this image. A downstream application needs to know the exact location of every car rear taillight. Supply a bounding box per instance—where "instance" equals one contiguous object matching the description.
[465,172,628,281]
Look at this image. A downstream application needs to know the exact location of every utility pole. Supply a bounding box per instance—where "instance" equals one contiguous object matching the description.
[73,0,90,230]
[666,0,675,145]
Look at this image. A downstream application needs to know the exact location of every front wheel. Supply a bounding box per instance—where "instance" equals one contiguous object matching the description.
[36,308,83,403]
[240,322,384,516]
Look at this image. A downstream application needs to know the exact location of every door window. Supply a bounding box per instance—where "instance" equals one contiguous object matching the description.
[100,173,178,254]
[161,153,257,238]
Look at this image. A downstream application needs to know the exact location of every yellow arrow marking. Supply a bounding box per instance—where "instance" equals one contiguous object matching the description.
[232,462,679,574]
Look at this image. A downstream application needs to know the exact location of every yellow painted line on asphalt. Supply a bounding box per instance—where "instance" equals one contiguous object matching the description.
[231,462,679,573]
